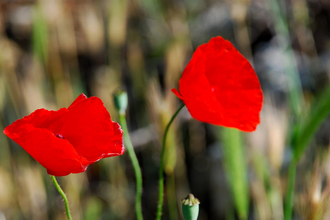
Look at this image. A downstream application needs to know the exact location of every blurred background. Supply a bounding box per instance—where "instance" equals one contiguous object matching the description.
[1,0,330,219]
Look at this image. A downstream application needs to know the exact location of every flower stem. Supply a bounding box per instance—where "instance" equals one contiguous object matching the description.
[156,103,185,220]
[50,175,72,220]
[119,113,143,220]
[284,161,297,220]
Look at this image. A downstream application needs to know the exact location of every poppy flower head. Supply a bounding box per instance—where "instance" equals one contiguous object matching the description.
[3,94,125,176]
[172,36,263,132]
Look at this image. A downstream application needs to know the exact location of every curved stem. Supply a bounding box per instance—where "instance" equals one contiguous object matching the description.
[119,114,143,220]
[50,175,72,220]
[156,103,185,220]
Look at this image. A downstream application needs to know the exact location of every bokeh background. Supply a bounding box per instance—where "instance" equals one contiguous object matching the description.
[1,0,330,219]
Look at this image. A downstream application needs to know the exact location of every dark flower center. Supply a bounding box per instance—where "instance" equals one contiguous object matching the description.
[55,133,64,139]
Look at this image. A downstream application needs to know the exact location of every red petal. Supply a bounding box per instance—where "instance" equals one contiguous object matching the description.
[4,108,68,137]
[171,88,183,99]
[173,36,263,132]
[4,123,90,176]
[68,93,87,110]
[52,96,125,162]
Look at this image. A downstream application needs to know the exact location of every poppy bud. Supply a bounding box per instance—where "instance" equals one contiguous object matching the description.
[113,89,128,114]
[181,194,200,220]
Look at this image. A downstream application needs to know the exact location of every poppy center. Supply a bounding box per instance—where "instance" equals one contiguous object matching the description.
[55,133,64,139]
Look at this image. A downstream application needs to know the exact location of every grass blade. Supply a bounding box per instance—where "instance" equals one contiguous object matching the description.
[220,127,248,220]
[32,5,48,64]
[293,86,330,162]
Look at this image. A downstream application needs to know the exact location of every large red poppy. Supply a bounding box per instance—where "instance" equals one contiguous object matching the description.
[172,37,263,132]
[3,94,124,176]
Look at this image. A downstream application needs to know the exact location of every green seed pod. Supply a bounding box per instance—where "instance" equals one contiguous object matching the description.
[181,194,200,220]
[113,89,128,114]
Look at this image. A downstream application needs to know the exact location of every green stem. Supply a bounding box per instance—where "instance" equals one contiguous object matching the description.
[284,161,296,220]
[50,175,72,220]
[119,113,143,220]
[156,103,185,220]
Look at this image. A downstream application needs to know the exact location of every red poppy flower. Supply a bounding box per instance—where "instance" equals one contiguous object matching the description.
[172,37,263,132]
[3,94,124,176]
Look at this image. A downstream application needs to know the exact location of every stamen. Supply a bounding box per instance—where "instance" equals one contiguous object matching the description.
[55,133,64,139]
